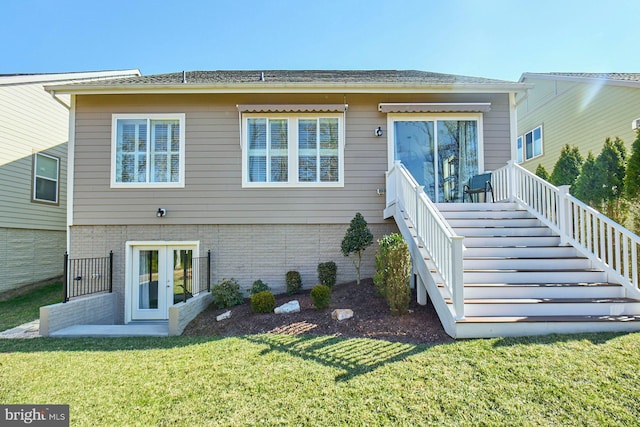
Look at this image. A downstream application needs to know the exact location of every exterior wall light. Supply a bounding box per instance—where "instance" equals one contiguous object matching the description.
[375,126,383,137]
[157,208,167,217]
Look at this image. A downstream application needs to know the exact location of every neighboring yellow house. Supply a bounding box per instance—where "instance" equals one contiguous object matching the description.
[516,73,640,173]
[0,70,140,295]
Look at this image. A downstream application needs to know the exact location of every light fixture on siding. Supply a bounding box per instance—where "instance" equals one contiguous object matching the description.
[157,208,167,217]
[375,126,383,137]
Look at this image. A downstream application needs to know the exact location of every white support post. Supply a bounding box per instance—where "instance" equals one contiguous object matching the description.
[507,160,516,202]
[558,185,571,246]
[452,236,465,320]
[416,274,427,306]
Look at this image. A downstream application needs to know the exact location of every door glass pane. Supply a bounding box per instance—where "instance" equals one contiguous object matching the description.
[437,121,478,202]
[173,249,193,304]
[394,121,435,198]
[138,250,159,309]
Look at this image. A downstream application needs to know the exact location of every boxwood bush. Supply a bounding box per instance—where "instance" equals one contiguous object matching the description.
[250,291,276,313]
[317,261,337,288]
[249,279,270,295]
[286,271,302,295]
[310,285,331,309]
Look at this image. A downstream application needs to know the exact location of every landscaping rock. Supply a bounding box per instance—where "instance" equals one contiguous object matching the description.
[216,310,231,321]
[274,300,300,314]
[332,309,353,321]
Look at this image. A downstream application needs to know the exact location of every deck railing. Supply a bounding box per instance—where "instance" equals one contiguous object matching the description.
[493,160,640,295]
[387,161,465,319]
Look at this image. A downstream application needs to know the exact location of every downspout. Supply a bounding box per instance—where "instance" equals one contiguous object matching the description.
[509,92,519,163]
[66,95,76,256]
[49,89,71,109]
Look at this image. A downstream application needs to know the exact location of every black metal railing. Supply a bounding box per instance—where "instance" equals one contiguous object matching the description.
[63,251,113,302]
[175,250,211,304]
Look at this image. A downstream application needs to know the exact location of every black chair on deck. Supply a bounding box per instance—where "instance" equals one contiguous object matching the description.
[463,172,494,203]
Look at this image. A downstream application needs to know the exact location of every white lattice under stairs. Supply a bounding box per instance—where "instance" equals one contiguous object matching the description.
[420,202,640,338]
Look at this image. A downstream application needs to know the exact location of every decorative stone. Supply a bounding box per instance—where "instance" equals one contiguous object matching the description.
[274,300,300,314]
[216,310,231,321]
[332,309,354,321]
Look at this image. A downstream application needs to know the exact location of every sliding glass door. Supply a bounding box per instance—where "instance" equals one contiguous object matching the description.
[393,118,480,202]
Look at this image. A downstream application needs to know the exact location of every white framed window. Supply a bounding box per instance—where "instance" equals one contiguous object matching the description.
[33,152,59,204]
[517,125,543,163]
[111,114,186,188]
[242,113,344,187]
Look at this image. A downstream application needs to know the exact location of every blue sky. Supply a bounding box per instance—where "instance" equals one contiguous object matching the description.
[2,0,639,82]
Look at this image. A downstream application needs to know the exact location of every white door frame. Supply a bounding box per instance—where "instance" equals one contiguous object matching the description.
[125,240,200,323]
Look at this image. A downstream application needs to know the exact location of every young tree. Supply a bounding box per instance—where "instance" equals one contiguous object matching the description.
[594,137,627,222]
[341,212,373,284]
[550,144,583,187]
[624,130,640,232]
[535,164,550,181]
[572,152,599,208]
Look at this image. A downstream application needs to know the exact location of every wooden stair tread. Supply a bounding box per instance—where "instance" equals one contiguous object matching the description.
[457,314,640,323]
[444,297,639,304]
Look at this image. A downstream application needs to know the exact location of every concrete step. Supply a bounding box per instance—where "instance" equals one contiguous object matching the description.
[453,226,554,237]
[447,297,640,317]
[463,246,578,258]
[463,269,607,284]
[463,236,562,247]
[447,218,542,228]
[438,282,625,299]
[463,257,592,270]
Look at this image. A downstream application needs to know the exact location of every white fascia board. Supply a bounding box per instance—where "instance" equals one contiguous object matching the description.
[520,73,640,89]
[3,69,141,86]
[46,82,530,95]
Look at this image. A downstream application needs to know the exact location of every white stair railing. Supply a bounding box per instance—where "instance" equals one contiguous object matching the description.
[386,161,465,319]
[493,160,640,296]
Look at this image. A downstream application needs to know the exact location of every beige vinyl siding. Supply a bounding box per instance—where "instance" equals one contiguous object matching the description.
[72,92,512,226]
[518,77,640,173]
[0,82,67,231]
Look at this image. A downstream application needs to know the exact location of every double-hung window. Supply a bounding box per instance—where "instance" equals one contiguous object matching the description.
[111,114,186,188]
[243,113,343,187]
[517,125,543,163]
[32,152,59,204]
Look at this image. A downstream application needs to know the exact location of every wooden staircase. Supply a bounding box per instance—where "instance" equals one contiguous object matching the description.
[431,202,640,338]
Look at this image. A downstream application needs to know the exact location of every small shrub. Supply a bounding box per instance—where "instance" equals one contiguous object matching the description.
[211,278,244,309]
[310,285,331,309]
[374,233,405,298]
[249,279,270,295]
[286,271,302,295]
[341,212,373,284]
[385,238,412,316]
[317,261,337,288]
[251,291,276,313]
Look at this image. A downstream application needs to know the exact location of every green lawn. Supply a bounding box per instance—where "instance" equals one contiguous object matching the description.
[0,282,62,331]
[1,332,639,426]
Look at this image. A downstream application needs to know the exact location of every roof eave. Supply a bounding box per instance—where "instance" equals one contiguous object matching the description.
[520,72,640,88]
[45,81,530,95]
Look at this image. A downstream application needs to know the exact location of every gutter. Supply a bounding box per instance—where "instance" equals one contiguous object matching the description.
[49,89,71,109]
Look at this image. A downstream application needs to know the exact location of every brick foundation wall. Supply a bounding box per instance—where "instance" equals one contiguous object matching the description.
[169,292,214,336]
[39,292,116,336]
[69,221,399,323]
[0,228,65,294]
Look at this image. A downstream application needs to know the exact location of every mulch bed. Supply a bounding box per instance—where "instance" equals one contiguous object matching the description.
[183,278,453,345]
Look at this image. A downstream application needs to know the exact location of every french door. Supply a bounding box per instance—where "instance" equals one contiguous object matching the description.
[131,245,195,321]
[392,118,481,202]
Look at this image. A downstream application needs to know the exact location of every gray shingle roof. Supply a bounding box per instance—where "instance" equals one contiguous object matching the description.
[47,70,527,93]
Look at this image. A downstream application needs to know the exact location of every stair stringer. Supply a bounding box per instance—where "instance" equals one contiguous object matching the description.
[389,203,459,338]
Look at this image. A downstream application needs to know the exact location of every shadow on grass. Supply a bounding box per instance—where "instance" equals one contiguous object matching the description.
[491,331,635,347]
[246,333,428,381]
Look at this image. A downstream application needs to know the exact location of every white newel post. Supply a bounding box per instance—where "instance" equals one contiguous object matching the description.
[452,236,465,320]
[507,160,517,202]
[557,185,571,245]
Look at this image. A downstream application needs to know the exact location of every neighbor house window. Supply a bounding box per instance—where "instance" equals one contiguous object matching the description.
[243,114,343,187]
[111,114,185,188]
[517,125,543,163]
[33,152,59,204]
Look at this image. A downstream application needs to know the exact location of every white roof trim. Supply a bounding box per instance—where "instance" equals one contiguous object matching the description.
[378,102,491,113]
[236,104,348,113]
[1,69,140,86]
